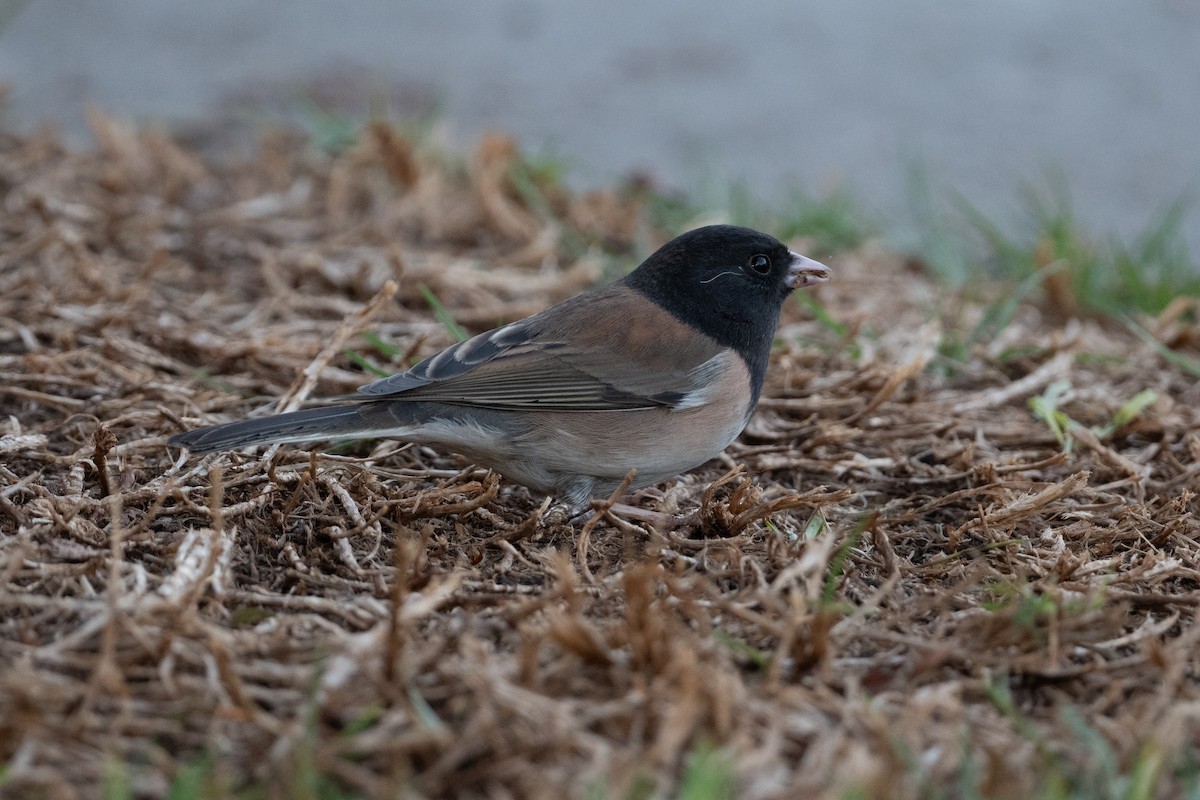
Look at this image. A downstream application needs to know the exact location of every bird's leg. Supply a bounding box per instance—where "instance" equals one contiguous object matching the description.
[549,473,699,531]
[542,501,577,527]
[561,501,697,532]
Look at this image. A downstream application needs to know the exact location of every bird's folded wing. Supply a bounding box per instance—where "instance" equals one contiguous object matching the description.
[354,312,729,412]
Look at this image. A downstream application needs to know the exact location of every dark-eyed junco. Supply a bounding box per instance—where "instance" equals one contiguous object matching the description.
[170,225,830,508]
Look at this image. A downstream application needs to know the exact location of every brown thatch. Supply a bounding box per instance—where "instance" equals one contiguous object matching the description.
[1,111,1198,799]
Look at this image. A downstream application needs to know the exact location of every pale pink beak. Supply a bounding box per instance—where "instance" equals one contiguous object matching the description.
[785,251,832,289]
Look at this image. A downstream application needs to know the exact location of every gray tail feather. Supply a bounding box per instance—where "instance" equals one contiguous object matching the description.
[168,403,393,453]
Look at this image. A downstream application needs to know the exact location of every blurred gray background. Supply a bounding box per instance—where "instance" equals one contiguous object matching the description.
[2,0,1198,250]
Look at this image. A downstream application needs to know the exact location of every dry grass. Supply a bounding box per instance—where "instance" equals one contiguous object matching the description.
[2,112,1199,799]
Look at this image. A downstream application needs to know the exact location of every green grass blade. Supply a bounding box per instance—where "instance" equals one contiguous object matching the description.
[419,283,470,342]
[1122,316,1200,378]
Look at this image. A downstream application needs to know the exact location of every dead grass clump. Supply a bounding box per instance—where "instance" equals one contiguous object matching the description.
[2,112,1200,798]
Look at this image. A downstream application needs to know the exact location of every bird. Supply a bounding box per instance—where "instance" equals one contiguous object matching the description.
[169,224,830,510]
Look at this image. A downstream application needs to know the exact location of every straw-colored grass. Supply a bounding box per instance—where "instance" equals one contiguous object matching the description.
[1,112,1198,799]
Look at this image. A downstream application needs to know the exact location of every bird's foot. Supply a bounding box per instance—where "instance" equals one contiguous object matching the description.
[566,501,696,532]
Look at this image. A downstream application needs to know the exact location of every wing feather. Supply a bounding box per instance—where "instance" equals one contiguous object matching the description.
[354,285,731,412]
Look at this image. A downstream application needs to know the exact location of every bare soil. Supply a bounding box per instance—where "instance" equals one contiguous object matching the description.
[1,112,1198,799]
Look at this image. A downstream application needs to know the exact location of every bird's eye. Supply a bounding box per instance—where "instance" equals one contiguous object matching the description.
[747,254,771,275]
